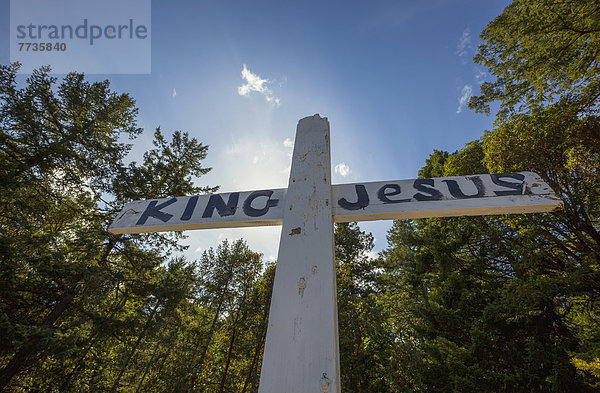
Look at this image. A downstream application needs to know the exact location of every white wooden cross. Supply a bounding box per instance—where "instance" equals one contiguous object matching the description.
[109,115,561,393]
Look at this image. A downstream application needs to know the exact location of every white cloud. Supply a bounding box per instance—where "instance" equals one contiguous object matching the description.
[237,64,280,106]
[265,96,281,106]
[335,162,351,177]
[456,27,472,58]
[237,64,267,96]
[283,138,293,148]
[456,84,473,114]
[172,88,177,98]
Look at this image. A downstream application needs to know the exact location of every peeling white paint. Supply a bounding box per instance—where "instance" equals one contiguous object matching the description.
[258,114,340,393]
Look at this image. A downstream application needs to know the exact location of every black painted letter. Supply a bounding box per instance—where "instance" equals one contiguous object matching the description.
[442,176,485,199]
[377,184,411,204]
[202,193,240,218]
[180,196,199,221]
[491,173,525,196]
[136,198,177,225]
[243,190,279,217]
[413,179,443,201]
[338,184,369,211]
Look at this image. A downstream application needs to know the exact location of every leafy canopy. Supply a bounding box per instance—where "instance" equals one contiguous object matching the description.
[470,0,600,119]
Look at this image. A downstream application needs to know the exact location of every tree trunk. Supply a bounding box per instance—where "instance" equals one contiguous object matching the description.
[194,298,224,373]
[135,338,162,393]
[0,239,117,390]
[241,292,271,393]
[153,342,176,387]
[61,289,130,390]
[111,298,161,392]
[188,281,230,392]
[0,286,79,390]
[218,310,240,393]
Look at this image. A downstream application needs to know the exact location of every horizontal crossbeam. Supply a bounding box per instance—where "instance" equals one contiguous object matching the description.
[108,171,561,235]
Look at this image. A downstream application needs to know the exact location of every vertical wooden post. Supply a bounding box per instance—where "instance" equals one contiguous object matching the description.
[258,114,340,393]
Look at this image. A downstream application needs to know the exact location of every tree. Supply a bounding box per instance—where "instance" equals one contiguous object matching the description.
[380,128,599,391]
[0,63,215,391]
[371,2,600,390]
[470,2,600,382]
[482,102,600,389]
[335,223,399,393]
[470,0,600,119]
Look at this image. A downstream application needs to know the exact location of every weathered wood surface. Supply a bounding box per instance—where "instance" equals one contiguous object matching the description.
[109,189,286,234]
[258,114,340,393]
[332,172,561,222]
[109,172,561,234]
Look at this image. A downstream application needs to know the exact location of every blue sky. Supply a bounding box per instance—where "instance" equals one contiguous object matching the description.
[1,0,508,261]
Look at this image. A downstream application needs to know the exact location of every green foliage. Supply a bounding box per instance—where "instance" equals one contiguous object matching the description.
[113,128,217,204]
[3,0,600,388]
[0,64,223,392]
[191,240,267,393]
[418,149,448,178]
[379,2,600,389]
[336,223,385,392]
[483,101,600,216]
[335,222,422,392]
[378,99,600,391]
[470,0,600,119]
